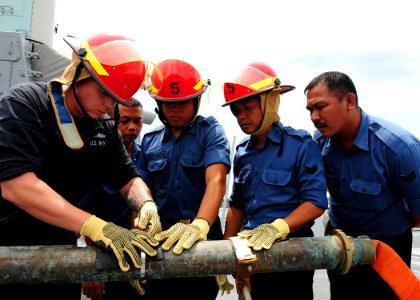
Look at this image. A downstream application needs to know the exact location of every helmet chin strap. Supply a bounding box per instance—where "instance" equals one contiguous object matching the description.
[155,103,168,126]
[186,96,201,126]
[155,96,201,129]
[71,64,120,137]
[111,104,120,148]
[71,63,94,121]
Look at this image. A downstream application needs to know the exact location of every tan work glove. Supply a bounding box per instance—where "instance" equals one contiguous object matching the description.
[154,218,210,254]
[136,200,162,236]
[216,275,234,295]
[81,215,158,270]
[238,218,289,250]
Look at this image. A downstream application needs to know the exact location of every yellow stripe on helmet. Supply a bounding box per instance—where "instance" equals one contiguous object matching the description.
[80,40,109,76]
[249,77,279,91]
[151,84,159,95]
[193,79,203,91]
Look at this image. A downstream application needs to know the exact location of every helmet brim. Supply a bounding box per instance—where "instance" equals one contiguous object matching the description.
[222,84,295,107]
[151,86,207,102]
[63,35,81,53]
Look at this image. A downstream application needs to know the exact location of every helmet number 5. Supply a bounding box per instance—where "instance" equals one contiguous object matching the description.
[170,82,180,95]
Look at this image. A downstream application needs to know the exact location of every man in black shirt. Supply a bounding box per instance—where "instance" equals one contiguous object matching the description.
[0,33,162,299]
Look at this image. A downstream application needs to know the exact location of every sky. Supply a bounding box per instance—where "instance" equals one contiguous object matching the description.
[53,0,420,146]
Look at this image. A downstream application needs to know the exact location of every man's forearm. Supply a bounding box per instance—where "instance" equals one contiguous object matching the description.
[121,177,154,211]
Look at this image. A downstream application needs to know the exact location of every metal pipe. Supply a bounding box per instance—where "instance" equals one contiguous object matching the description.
[0,234,375,284]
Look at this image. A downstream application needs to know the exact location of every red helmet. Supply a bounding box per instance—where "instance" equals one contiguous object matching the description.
[222,62,295,106]
[63,33,146,104]
[149,59,209,102]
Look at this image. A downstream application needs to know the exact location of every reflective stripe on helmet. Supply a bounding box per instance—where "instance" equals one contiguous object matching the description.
[250,77,278,91]
[80,40,109,76]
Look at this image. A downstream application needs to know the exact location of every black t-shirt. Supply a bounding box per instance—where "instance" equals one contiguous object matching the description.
[0,82,139,245]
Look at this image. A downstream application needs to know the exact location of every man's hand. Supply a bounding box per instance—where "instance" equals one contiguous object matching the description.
[238,218,289,250]
[154,218,210,254]
[135,200,162,236]
[80,215,158,271]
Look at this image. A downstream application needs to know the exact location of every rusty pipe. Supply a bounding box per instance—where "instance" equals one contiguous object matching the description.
[0,233,375,284]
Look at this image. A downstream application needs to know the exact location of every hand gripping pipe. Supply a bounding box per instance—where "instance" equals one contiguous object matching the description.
[0,230,375,284]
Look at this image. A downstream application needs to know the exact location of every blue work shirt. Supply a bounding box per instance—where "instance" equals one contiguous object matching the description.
[229,122,328,230]
[139,115,231,221]
[78,141,141,228]
[315,110,420,238]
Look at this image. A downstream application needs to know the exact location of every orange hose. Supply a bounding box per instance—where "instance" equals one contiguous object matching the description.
[371,240,420,300]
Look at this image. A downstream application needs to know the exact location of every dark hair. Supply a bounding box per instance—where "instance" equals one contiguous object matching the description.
[111,97,143,119]
[304,71,358,105]
[124,96,143,108]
